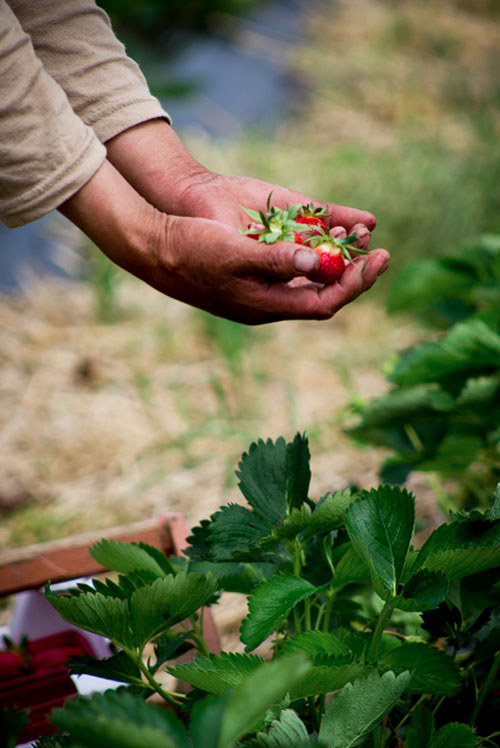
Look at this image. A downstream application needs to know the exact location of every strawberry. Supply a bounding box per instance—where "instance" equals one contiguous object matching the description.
[31,645,84,672]
[240,193,367,284]
[0,650,25,681]
[307,241,346,283]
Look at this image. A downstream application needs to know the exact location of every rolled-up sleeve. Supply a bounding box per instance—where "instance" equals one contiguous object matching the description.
[8,0,171,144]
[0,1,106,227]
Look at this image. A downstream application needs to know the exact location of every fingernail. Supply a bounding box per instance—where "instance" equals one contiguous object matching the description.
[377,259,390,276]
[294,249,318,273]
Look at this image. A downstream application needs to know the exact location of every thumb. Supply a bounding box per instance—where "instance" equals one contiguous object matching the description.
[240,237,319,278]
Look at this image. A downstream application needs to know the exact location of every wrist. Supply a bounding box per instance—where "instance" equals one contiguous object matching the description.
[58,159,164,280]
[105,120,214,215]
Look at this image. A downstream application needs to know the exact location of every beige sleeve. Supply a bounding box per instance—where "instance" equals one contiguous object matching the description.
[0,1,107,228]
[8,0,171,144]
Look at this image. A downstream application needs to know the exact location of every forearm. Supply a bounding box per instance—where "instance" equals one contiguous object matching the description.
[58,159,163,280]
[105,119,210,214]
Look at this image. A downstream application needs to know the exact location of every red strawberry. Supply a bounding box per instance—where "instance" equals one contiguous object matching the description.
[0,651,25,681]
[31,645,84,672]
[306,242,346,283]
[295,215,327,232]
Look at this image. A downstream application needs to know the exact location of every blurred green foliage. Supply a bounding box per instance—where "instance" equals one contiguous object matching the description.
[347,235,500,512]
[97,0,264,39]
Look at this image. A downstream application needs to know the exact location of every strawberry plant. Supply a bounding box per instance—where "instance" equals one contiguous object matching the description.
[241,196,366,283]
[4,434,500,747]
[347,235,500,511]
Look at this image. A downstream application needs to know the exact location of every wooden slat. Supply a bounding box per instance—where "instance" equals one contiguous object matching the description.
[0,513,181,597]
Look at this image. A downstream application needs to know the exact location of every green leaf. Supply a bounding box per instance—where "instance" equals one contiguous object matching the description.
[90,539,174,577]
[284,433,311,511]
[421,546,500,579]
[236,437,290,524]
[405,707,434,748]
[289,663,371,701]
[217,654,312,748]
[485,484,500,520]
[380,643,460,695]
[332,546,371,588]
[129,572,219,648]
[168,652,264,694]
[190,693,229,748]
[392,570,447,612]
[304,490,357,540]
[244,709,311,747]
[345,486,415,595]
[416,514,500,578]
[265,506,311,542]
[45,588,135,649]
[68,651,145,688]
[206,504,274,561]
[428,723,477,748]
[318,670,411,748]
[240,574,317,652]
[0,708,29,748]
[51,690,189,748]
[278,630,351,659]
[392,319,500,387]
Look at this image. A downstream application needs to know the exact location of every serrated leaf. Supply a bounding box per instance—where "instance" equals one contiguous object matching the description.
[289,663,371,701]
[380,643,460,695]
[392,319,500,387]
[332,546,371,589]
[304,490,357,540]
[217,654,311,748]
[421,546,500,579]
[45,588,135,649]
[485,484,500,519]
[207,504,274,561]
[345,486,415,595]
[429,723,477,748]
[236,438,289,524]
[240,575,317,651]
[285,433,311,510]
[393,570,447,612]
[318,670,411,748]
[51,690,189,748]
[279,631,351,659]
[129,572,219,648]
[168,652,264,694]
[266,506,311,542]
[245,709,311,747]
[68,651,145,688]
[416,515,500,577]
[405,707,434,748]
[90,539,174,577]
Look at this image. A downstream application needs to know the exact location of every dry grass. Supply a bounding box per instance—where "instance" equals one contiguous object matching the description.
[0,263,428,554]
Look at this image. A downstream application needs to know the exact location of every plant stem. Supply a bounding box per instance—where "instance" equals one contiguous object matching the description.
[323,594,334,633]
[394,694,427,732]
[426,472,455,518]
[469,650,500,725]
[304,597,312,631]
[190,615,211,658]
[369,601,393,663]
[130,647,185,706]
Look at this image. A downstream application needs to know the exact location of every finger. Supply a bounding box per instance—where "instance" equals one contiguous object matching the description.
[253,185,376,232]
[329,226,347,240]
[349,223,371,250]
[237,235,319,279]
[358,249,390,290]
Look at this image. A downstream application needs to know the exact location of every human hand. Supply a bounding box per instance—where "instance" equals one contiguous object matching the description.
[106,120,389,304]
[59,160,389,324]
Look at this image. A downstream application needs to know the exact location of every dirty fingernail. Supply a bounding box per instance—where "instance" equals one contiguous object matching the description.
[294,249,318,273]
